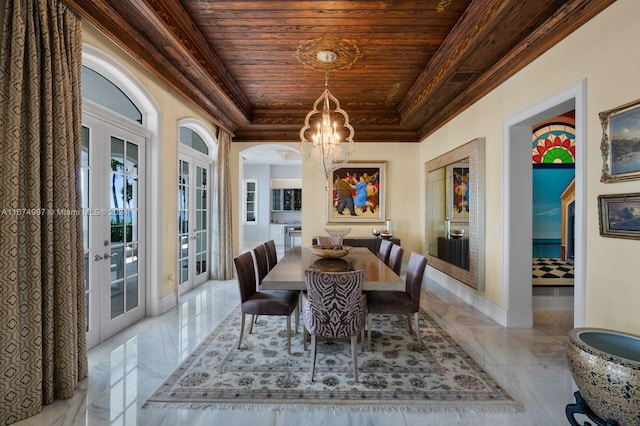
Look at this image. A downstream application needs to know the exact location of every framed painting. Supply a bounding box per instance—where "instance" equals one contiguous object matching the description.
[600,98,640,183]
[598,193,640,240]
[446,163,470,222]
[328,161,386,223]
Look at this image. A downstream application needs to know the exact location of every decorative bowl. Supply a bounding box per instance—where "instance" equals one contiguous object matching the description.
[380,230,393,240]
[325,227,351,238]
[567,327,640,425]
[372,228,381,237]
[310,244,352,259]
[450,229,465,239]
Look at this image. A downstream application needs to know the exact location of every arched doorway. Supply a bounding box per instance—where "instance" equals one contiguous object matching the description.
[177,119,217,294]
[82,43,161,348]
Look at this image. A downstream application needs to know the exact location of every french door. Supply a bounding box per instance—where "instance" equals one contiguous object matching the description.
[178,153,210,294]
[83,113,146,349]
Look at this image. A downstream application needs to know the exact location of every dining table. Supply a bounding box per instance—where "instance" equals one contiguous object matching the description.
[261,246,404,291]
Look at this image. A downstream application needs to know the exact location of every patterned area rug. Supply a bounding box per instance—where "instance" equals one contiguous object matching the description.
[143,306,522,413]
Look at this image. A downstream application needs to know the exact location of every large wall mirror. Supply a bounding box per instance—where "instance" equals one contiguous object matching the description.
[425,138,485,290]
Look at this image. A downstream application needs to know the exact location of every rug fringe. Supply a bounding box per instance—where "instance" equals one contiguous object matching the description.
[142,400,523,414]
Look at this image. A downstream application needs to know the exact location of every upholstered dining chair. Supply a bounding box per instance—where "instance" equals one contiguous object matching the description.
[233,252,299,354]
[264,239,278,271]
[387,243,404,276]
[366,252,428,350]
[302,269,366,383]
[253,244,269,288]
[377,239,393,264]
[316,235,344,245]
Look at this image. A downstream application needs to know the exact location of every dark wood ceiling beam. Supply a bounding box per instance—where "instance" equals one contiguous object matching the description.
[415,0,616,139]
[398,0,513,125]
[63,0,249,134]
[140,0,252,114]
[182,1,469,12]
[233,125,418,143]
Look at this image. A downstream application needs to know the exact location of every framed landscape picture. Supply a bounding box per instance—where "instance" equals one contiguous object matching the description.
[598,193,640,240]
[328,161,386,223]
[600,98,640,183]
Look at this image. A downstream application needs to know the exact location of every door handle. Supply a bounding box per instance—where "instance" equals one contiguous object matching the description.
[103,252,119,259]
[93,254,103,261]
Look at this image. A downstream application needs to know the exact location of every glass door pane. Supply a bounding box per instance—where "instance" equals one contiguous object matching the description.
[110,136,140,319]
[178,159,190,286]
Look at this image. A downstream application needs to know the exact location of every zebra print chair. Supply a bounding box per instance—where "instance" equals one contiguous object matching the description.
[302,269,366,382]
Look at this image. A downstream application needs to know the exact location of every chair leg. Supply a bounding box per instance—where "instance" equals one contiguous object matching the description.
[413,312,422,346]
[351,335,359,383]
[360,327,365,352]
[237,313,246,349]
[310,335,317,382]
[249,314,256,334]
[294,305,299,334]
[303,327,308,351]
[286,315,291,354]
[367,313,373,350]
[406,314,414,335]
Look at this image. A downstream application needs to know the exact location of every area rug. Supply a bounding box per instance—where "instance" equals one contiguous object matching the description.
[143,306,522,413]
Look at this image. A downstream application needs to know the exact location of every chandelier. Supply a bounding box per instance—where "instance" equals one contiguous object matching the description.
[299,49,355,189]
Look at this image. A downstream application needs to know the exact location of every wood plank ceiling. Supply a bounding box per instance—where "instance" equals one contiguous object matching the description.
[64,0,614,143]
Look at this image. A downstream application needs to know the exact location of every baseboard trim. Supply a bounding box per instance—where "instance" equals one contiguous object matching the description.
[426,266,507,326]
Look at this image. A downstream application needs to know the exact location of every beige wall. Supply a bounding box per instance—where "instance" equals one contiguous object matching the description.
[82,23,218,301]
[419,0,640,334]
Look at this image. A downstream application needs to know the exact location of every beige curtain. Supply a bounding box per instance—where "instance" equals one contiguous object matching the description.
[215,129,234,279]
[0,0,87,423]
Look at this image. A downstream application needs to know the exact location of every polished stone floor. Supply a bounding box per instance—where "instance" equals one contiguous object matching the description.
[15,275,580,426]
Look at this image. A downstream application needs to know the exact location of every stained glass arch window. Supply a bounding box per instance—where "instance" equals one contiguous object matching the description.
[532,119,575,164]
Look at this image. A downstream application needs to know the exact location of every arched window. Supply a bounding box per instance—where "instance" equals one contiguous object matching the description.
[82,65,143,124]
[179,126,209,156]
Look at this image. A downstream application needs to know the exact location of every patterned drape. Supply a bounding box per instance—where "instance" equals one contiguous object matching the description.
[215,129,234,279]
[0,0,87,423]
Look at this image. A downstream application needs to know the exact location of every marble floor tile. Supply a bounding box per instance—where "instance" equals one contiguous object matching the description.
[13,277,580,426]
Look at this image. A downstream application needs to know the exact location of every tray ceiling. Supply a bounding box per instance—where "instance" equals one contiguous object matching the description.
[64,0,614,143]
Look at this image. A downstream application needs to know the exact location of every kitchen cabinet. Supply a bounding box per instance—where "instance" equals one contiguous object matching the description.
[272,188,302,211]
[270,224,285,247]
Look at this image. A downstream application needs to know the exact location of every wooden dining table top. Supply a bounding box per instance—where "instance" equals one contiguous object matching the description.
[261,246,404,291]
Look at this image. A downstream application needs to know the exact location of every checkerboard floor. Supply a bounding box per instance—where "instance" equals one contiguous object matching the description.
[532,257,574,285]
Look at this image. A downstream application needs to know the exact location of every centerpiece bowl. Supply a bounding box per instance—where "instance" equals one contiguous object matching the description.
[311,244,352,259]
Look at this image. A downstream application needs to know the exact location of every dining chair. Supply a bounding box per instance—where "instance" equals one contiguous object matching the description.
[387,243,404,276]
[366,252,428,350]
[253,244,269,288]
[316,235,344,245]
[233,252,299,354]
[302,269,366,382]
[264,239,278,271]
[377,239,392,264]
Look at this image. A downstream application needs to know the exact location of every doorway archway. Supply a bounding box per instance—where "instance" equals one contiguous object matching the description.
[503,81,586,328]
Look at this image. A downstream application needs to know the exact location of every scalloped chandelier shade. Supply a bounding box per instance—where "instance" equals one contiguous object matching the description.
[298,40,359,189]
